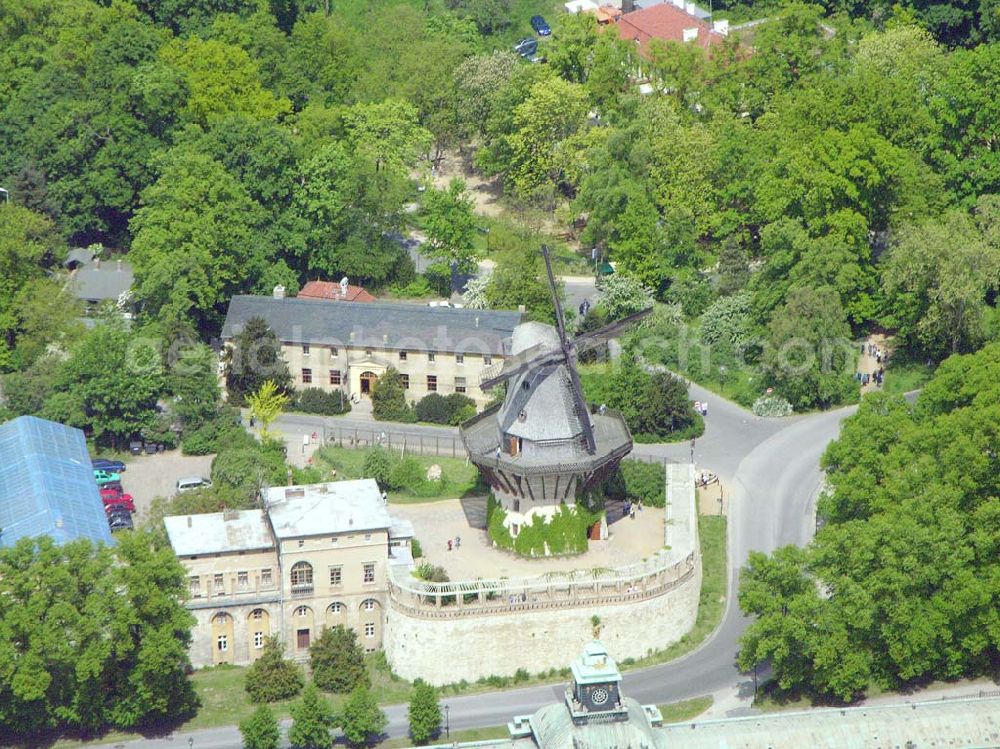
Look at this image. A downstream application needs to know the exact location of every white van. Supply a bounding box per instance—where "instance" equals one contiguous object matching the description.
[176,476,212,493]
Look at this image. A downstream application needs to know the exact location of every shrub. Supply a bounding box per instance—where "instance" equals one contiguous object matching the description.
[363,448,393,487]
[182,423,218,455]
[411,538,423,558]
[390,276,435,298]
[293,388,351,415]
[245,636,304,704]
[415,392,451,424]
[700,292,752,347]
[387,456,425,491]
[603,460,666,508]
[753,393,794,417]
[414,562,449,582]
[444,393,476,424]
[415,392,476,424]
[486,496,514,549]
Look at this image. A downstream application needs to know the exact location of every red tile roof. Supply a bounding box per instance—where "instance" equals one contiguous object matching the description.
[298,281,376,303]
[616,3,723,52]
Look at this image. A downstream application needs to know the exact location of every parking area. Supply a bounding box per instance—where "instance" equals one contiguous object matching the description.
[119,450,214,521]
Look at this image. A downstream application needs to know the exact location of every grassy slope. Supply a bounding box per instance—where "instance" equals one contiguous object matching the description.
[657,695,714,723]
[313,445,483,502]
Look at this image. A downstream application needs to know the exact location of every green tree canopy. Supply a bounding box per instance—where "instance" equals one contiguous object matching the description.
[310,625,370,694]
[0,531,197,735]
[244,636,304,704]
[340,684,388,748]
[407,678,441,745]
[288,683,335,749]
[240,705,281,749]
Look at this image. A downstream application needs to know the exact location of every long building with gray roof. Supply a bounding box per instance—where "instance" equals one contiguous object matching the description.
[219,293,522,408]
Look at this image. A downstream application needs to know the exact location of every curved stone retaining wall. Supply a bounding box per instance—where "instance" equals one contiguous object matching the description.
[384,464,702,685]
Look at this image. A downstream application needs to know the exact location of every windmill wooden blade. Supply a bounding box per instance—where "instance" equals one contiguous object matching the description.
[479,344,566,390]
[573,307,653,354]
[541,245,569,349]
[566,361,596,454]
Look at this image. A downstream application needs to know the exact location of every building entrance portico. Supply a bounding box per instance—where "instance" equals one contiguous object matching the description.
[349,358,388,398]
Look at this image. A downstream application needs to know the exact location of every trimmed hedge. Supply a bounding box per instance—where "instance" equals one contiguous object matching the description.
[414,392,476,425]
[292,387,351,415]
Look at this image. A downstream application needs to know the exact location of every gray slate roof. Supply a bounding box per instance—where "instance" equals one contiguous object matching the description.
[164,509,273,556]
[221,296,521,356]
[264,479,391,538]
[71,261,134,302]
[0,416,113,548]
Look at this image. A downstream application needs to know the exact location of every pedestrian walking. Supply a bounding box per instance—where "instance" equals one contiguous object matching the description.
[447,539,453,551]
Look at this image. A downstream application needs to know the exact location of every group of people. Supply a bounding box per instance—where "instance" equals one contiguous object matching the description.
[693,400,709,417]
[858,342,888,388]
[446,536,461,551]
[622,499,642,519]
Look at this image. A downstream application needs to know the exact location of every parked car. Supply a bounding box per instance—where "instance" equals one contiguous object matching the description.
[105,499,136,515]
[129,440,144,455]
[177,476,212,493]
[531,15,551,35]
[93,470,121,485]
[100,489,135,513]
[513,37,538,58]
[107,508,134,532]
[92,458,126,472]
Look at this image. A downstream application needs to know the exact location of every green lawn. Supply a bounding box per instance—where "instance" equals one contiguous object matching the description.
[657,695,713,723]
[378,724,510,749]
[312,445,484,503]
[881,356,935,395]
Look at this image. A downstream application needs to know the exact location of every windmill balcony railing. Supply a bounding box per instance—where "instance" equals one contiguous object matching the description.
[387,550,696,619]
[461,406,633,475]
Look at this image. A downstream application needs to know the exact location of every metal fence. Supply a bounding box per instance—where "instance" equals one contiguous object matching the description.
[313,423,671,466]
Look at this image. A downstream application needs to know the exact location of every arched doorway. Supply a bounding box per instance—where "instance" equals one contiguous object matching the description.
[247,608,270,662]
[292,605,314,651]
[211,612,235,665]
[360,371,377,395]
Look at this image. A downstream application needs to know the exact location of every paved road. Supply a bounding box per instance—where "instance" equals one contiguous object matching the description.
[102,386,854,748]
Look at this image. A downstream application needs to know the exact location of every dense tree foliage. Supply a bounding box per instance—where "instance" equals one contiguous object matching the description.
[0,532,197,737]
[738,343,1000,700]
[310,625,370,694]
[407,679,442,745]
[244,636,304,704]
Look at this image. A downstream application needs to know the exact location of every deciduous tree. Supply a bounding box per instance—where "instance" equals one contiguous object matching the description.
[310,625,370,694]
[407,679,441,745]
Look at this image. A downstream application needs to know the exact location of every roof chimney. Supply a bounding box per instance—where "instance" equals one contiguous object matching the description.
[187,516,192,528]
[475,316,480,328]
[382,334,388,344]
[340,276,349,297]
[273,285,286,299]
[622,0,634,12]
[94,257,100,269]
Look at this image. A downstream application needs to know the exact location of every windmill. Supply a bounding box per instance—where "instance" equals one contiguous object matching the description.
[460,246,651,530]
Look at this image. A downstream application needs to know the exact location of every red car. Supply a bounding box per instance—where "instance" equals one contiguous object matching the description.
[100,487,135,513]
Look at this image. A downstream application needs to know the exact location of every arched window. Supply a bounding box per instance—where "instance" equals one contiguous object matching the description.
[295,606,310,617]
[329,602,343,614]
[361,599,378,612]
[290,562,313,588]
[212,612,232,624]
